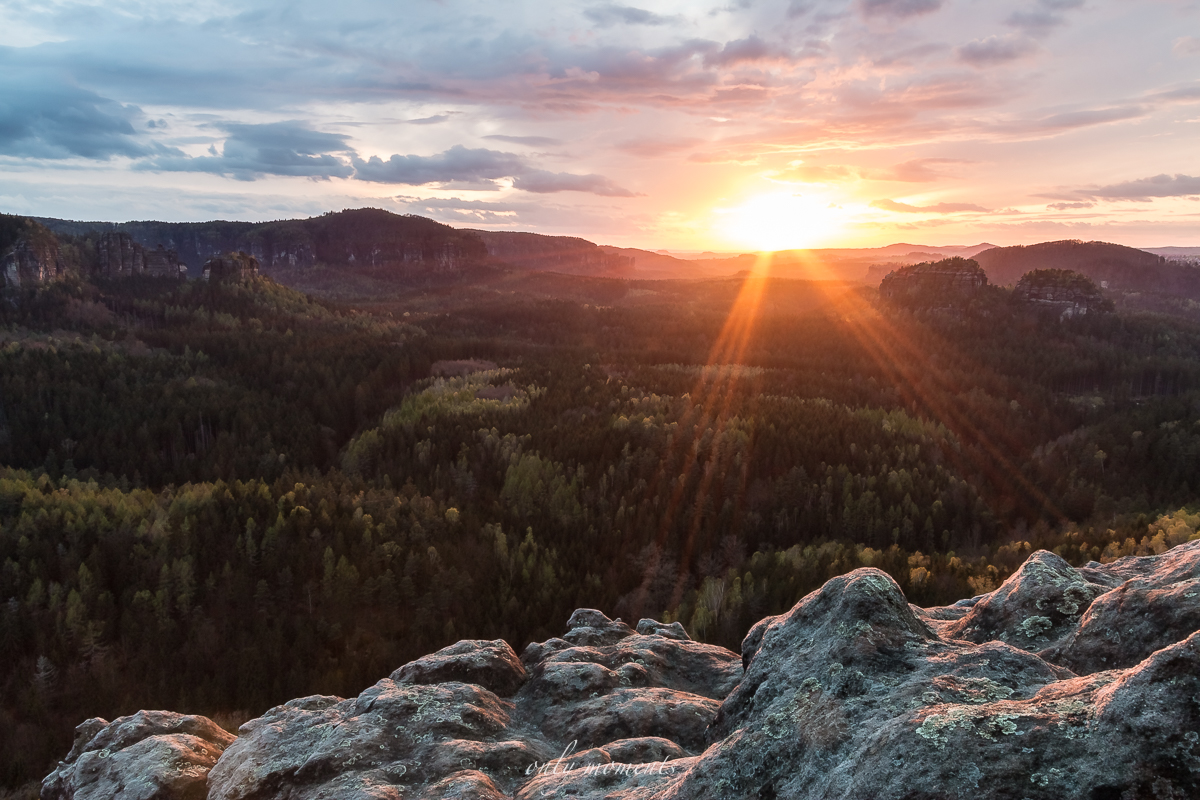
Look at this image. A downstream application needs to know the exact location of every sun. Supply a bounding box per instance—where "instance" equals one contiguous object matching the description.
[716,191,848,251]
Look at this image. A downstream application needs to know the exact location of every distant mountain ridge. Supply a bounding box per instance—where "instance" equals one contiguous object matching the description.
[37,209,487,278]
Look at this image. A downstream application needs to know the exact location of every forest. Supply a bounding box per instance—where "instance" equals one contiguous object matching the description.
[2,255,1200,794]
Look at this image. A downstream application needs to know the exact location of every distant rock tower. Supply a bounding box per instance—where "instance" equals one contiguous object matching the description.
[96,232,185,279]
[879,257,988,308]
[203,251,260,282]
[1013,269,1113,318]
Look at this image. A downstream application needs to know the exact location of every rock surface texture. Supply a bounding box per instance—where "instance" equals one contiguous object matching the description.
[45,541,1200,799]
[42,711,235,800]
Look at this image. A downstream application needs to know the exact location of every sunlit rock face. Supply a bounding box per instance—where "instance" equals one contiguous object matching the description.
[1012,268,1114,318]
[878,257,988,309]
[46,541,1200,799]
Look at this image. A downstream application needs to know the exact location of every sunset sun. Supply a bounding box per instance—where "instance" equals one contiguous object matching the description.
[718,191,849,252]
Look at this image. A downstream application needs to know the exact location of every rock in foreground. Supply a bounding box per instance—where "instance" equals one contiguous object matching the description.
[42,711,235,800]
[45,541,1200,799]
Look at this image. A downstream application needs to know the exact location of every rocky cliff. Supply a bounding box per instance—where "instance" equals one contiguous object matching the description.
[1,215,70,289]
[878,257,988,308]
[1013,269,1114,318]
[202,252,260,282]
[96,233,186,279]
[44,540,1200,799]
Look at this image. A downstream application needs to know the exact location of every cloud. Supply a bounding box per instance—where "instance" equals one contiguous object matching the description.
[0,69,160,160]
[1004,1,1084,37]
[1076,174,1200,200]
[142,121,354,180]
[703,35,793,67]
[859,0,943,20]
[1175,37,1200,56]
[403,114,453,125]
[483,135,562,146]
[872,198,989,213]
[615,137,702,157]
[511,170,640,196]
[352,144,637,196]
[885,158,971,182]
[352,145,525,186]
[583,4,679,27]
[1047,201,1094,210]
[957,35,1038,66]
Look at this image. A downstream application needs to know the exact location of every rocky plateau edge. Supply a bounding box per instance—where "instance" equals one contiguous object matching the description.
[43,540,1200,800]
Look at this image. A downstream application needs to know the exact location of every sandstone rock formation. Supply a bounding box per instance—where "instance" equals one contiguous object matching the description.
[45,541,1200,799]
[1013,268,1114,318]
[42,711,235,800]
[2,215,69,289]
[878,257,988,308]
[202,252,259,282]
[96,233,186,279]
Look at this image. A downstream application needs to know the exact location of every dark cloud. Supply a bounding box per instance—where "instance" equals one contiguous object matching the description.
[1077,174,1200,200]
[1176,37,1200,56]
[142,121,354,180]
[872,199,988,213]
[1047,201,1094,210]
[483,135,563,146]
[352,145,524,185]
[859,0,943,20]
[511,170,640,196]
[957,35,1038,66]
[353,144,636,196]
[0,67,160,160]
[583,4,679,27]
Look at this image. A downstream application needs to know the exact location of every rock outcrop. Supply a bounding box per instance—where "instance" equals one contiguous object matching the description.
[878,257,988,308]
[42,711,235,800]
[202,252,259,282]
[45,541,1200,799]
[1013,268,1114,318]
[1,215,69,289]
[96,233,186,279]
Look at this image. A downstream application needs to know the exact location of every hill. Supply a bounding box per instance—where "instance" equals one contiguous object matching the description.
[973,240,1185,290]
[36,209,487,278]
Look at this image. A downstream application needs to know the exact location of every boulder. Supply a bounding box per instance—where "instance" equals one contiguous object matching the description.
[42,711,234,800]
[562,608,636,646]
[942,550,1110,651]
[391,638,527,697]
[636,619,690,640]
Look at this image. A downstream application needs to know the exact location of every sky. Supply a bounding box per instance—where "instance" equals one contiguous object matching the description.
[1,0,1198,250]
